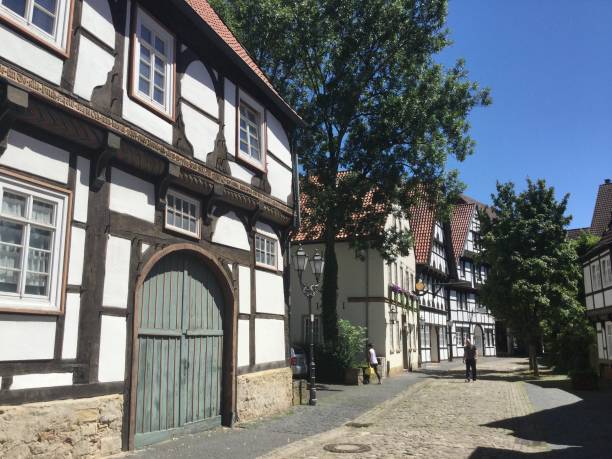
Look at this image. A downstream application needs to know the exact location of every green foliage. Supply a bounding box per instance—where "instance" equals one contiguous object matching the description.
[332,319,367,369]
[210,0,489,343]
[478,179,589,375]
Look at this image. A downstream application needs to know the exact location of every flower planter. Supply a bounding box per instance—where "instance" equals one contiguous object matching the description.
[344,367,363,385]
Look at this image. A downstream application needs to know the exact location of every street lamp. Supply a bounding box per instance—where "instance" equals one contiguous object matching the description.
[294,245,324,406]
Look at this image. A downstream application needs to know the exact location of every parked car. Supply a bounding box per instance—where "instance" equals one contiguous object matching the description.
[290,346,308,378]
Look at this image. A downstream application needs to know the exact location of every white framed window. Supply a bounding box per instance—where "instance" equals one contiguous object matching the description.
[0,0,72,52]
[165,190,200,238]
[131,5,175,119]
[591,260,602,291]
[0,172,68,312]
[254,232,277,269]
[237,90,266,170]
[602,256,612,288]
[606,323,612,358]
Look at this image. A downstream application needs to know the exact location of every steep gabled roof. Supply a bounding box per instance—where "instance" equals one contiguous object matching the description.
[181,0,301,125]
[590,180,612,237]
[410,204,436,265]
[449,203,475,262]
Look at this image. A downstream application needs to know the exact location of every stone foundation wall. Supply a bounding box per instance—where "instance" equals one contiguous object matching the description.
[236,367,292,423]
[0,394,123,458]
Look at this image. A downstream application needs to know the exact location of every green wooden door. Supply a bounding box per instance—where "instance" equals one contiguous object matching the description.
[135,252,224,448]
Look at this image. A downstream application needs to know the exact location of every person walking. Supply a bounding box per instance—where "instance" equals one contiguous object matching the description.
[367,343,382,384]
[463,339,477,382]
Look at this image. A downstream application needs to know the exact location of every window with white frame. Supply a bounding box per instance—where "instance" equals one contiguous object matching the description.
[255,233,277,269]
[165,190,200,237]
[0,173,68,311]
[132,6,175,118]
[239,103,261,162]
[606,323,612,357]
[602,256,612,288]
[0,0,71,50]
[591,260,602,290]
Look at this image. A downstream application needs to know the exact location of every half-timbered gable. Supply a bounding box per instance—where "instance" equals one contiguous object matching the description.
[0,0,301,455]
[448,200,496,359]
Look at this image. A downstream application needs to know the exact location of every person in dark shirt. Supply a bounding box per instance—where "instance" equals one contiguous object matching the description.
[463,339,477,382]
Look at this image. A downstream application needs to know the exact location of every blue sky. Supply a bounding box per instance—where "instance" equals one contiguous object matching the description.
[438,0,612,229]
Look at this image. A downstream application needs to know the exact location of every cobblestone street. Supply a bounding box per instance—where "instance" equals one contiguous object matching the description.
[262,358,548,458]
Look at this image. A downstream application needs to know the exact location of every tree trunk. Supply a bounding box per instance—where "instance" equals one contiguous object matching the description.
[529,344,539,377]
[321,234,339,344]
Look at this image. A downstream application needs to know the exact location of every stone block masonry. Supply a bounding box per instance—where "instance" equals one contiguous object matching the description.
[0,394,123,458]
[237,367,292,423]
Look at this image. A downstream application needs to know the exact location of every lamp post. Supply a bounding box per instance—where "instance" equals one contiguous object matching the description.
[294,245,324,406]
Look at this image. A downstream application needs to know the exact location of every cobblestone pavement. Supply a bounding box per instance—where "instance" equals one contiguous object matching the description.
[262,358,549,458]
[124,370,425,459]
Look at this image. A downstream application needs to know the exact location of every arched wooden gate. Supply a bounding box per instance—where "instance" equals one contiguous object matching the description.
[132,251,225,448]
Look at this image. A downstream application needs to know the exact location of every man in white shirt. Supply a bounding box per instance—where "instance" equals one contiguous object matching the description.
[367,343,382,384]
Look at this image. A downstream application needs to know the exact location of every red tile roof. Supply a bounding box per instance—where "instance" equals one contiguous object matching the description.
[184,0,299,119]
[409,204,435,265]
[293,172,387,242]
[590,180,612,237]
[449,203,475,262]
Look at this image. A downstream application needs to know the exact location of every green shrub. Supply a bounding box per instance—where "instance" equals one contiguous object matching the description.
[333,319,367,370]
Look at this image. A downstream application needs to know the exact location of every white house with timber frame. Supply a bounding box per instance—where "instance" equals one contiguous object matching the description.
[0,0,302,455]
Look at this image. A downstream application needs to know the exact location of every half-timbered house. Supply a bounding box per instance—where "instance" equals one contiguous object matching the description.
[448,198,497,358]
[410,205,452,363]
[0,0,301,455]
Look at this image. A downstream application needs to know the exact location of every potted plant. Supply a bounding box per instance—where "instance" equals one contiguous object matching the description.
[333,319,367,385]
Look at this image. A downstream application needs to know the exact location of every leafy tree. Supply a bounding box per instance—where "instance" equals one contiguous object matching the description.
[478,179,582,376]
[333,319,368,369]
[210,0,490,342]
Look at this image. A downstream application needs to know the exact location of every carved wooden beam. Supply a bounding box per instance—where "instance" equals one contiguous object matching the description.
[93,132,121,190]
[155,161,181,210]
[0,83,28,155]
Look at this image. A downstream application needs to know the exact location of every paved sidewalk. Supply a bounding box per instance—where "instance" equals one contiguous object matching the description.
[262,358,548,458]
[125,370,424,459]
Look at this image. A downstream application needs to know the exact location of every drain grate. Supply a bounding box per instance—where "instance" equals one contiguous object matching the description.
[323,443,372,454]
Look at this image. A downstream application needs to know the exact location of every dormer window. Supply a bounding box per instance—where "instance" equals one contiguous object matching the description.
[0,0,72,53]
[130,5,175,120]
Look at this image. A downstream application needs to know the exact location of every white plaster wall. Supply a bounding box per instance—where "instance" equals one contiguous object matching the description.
[102,236,131,308]
[181,60,217,117]
[81,0,116,49]
[62,293,81,359]
[584,265,592,294]
[0,315,56,361]
[228,162,255,184]
[11,373,73,390]
[109,168,155,223]
[180,102,218,161]
[212,211,249,251]
[68,226,86,285]
[238,318,249,367]
[74,156,90,223]
[267,157,292,204]
[121,0,172,143]
[266,112,291,167]
[224,78,236,157]
[98,315,127,382]
[2,130,69,183]
[239,265,251,314]
[73,35,115,101]
[595,293,604,309]
[586,295,594,309]
[255,270,284,315]
[605,289,612,307]
[255,318,285,364]
[0,24,63,84]
[141,242,151,254]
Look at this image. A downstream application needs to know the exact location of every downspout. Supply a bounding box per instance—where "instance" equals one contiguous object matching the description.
[288,144,300,348]
[365,249,370,336]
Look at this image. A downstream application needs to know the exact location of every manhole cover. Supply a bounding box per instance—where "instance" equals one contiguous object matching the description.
[323,443,372,454]
[345,422,372,428]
